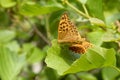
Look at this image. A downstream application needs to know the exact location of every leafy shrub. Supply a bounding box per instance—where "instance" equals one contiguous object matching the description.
[0,0,120,80]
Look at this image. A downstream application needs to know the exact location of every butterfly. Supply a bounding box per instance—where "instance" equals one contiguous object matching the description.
[58,13,91,54]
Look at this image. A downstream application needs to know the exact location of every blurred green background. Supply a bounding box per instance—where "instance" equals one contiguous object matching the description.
[0,0,120,80]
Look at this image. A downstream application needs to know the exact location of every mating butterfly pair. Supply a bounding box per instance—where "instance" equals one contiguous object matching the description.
[57,13,91,54]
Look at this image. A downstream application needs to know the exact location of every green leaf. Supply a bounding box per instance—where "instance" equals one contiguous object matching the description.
[0,43,25,80]
[0,11,10,27]
[0,30,16,43]
[5,41,20,53]
[86,0,104,20]
[105,13,120,25]
[76,72,97,80]
[45,40,116,75]
[45,39,79,75]
[102,30,120,42]
[103,0,120,11]
[0,0,16,8]
[65,74,77,80]
[23,43,46,64]
[78,0,87,4]
[89,18,105,27]
[20,2,63,16]
[87,31,105,46]
[102,67,120,80]
[44,67,58,80]
[64,46,116,74]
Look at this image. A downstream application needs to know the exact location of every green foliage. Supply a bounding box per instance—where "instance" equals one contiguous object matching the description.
[87,31,105,46]
[0,0,120,80]
[20,2,63,16]
[102,67,120,80]
[45,40,116,75]
[86,0,104,20]
[0,31,25,80]
[0,0,16,8]
[0,30,16,43]
[23,43,46,64]
[76,72,97,80]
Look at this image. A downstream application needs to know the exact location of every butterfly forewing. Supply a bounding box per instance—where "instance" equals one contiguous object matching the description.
[58,13,82,43]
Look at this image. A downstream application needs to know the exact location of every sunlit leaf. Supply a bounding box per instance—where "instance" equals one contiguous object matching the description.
[76,72,97,80]
[45,40,79,75]
[0,43,25,80]
[78,0,87,4]
[0,0,16,8]
[20,3,63,16]
[64,46,116,74]
[86,0,104,20]
[87,31,105,46]
[89,18,105,27]
[45,39,116,75]
[102,31,120,42]
[23,43,46,64]
[0,30,16,43]
[102,67,120,80]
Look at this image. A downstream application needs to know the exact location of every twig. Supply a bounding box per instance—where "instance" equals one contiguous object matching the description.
[25,17,51,46]
[33,26,51,46]
[115,20,120,32]
[64,0,91,19]
[82,4,89,17]
[45,15,52,40]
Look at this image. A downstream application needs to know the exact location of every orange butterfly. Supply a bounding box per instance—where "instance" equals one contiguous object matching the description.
[58,13,91,54]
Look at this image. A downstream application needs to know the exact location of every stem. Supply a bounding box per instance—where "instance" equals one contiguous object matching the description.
[111,66,120,73]
[45,15,52,40]
[25,18,51,46]
[64,0,91,19]
[33,26,51,46]
[82,4,89,17]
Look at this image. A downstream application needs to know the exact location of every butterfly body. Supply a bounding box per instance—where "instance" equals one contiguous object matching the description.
[58,13,91,54]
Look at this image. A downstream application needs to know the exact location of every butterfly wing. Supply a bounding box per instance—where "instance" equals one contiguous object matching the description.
[58,13,83,43]
[69,42,92,54]
[69,44,86,53]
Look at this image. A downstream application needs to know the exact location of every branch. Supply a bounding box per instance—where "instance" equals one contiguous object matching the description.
[64,0,91,19]
[33,26,51,46]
